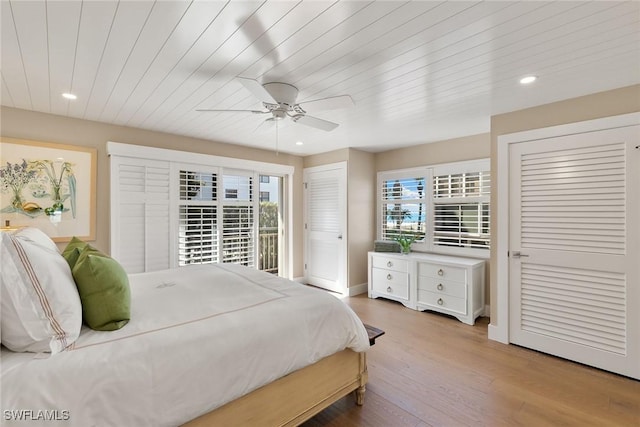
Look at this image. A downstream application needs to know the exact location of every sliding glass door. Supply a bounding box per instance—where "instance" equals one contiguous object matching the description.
[258,175,282,275]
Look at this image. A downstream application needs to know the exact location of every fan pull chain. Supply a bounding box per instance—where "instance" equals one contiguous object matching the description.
[275,119,279,156]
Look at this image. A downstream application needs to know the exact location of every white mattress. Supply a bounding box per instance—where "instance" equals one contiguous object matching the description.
[1,263,370,426]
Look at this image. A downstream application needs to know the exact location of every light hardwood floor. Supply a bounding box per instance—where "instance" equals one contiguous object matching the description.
[303,295,640,427]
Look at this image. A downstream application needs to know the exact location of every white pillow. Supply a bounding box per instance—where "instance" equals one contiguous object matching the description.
[1,228,82,353]
[13,226,60,253]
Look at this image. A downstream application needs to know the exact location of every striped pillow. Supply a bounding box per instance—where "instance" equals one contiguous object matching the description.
[0,228,82,354]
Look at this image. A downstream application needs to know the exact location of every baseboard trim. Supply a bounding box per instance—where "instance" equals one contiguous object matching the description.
[488,324,509,344]
[347,283,368,296]
[294,279,367,297]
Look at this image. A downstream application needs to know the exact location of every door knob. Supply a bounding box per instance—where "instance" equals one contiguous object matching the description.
[511,251,529,258]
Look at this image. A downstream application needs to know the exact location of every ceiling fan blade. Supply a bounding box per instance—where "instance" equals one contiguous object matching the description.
[293,115,339,132]
[195,109,268,114]
[237,77,277,104]
[298,95,354,112]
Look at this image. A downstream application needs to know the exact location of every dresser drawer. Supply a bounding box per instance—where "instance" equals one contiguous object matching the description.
[418,262,466,282]
[372,268,409,300]
[417,277,466,299]
[372,255,408,272]
[417,290,466,315]
[368,251,485,324]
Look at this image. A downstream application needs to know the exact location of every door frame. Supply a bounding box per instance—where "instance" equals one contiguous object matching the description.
[490,112,640,344]
[303,162,348,294]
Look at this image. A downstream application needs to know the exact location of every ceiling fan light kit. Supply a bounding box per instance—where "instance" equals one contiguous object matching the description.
[197,77,353,133]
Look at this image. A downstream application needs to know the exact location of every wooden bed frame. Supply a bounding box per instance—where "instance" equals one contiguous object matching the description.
[183,349,367,426]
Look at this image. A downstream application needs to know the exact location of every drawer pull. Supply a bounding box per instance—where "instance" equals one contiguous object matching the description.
[437,269,444,276]
[437,298,444,305]
[387,261,393,267]
[386,286,392,293]
[437,283,444,291]
[387,274,392,280]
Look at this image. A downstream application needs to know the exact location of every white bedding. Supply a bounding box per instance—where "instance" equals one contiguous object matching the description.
[1,263,370,426]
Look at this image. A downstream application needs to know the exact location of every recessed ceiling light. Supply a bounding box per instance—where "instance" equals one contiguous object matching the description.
[62,93,77,100]
[295,141,303,146]
[519,75,537,85]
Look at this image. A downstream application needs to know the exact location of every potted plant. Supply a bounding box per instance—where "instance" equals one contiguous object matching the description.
[394,233,417,254]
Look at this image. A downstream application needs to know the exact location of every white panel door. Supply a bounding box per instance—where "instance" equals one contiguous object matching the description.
[304,163,347,294]
[509,125,639,379]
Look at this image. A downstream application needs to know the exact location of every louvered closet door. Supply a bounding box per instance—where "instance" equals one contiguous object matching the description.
[304,164,347,294]
[509,125,639,379]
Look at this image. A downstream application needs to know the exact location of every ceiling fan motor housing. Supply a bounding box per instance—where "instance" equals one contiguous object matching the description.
[198,77,347,131]
[272,110,287,121]
[263,82,298,109]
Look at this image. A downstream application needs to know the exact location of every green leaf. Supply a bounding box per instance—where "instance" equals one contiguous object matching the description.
[68,174,77,218]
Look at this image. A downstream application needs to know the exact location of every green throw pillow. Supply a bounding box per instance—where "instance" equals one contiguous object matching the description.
[72,245,131,331]
[62,236,88,270]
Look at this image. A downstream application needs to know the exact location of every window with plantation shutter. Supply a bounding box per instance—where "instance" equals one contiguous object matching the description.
[111,158,170,273]
[380,174,426,242]
[178,170,218,266]
[109,142,293,275]
[433,169,490,250]
[176,170,256,267]
[222,172,255,267]
[378,159,490,257]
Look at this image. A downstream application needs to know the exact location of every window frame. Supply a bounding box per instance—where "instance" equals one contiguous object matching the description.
[378,168,427,243]
[377,159,490,259]
[176,165,220,267]
[108,142,294,277]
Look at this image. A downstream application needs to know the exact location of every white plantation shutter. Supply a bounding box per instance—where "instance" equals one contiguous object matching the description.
[177,169,218,266]
[222,172,255,267]
[178,206,217,265]
[432,169,490,250]
[378,161,490,256]
[111,158,170,273]
[222,205,254,266]
[380,174,426,241]
[109,142,293,274]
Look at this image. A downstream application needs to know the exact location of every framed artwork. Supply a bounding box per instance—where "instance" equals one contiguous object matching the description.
[0,137,97,242]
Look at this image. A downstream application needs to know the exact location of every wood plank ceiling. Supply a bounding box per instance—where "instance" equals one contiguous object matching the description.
[2,1,639,155]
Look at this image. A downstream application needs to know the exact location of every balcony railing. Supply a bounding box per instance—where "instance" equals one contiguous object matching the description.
[259,227,278,274]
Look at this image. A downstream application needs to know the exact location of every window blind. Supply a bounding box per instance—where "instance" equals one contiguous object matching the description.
[178,169,218,266]
[377,160,490,256]
[222,205,254,266]
[380,176,426,241]
[178,205,217,265]
[109,142,292,275]
[221,172,255,267]
[114,160,170,273]
[433,171,490,250]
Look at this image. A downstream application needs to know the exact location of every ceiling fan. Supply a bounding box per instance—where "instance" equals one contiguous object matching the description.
[197,77,354,132]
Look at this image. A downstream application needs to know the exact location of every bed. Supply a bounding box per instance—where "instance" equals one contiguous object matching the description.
[1,232,370,427]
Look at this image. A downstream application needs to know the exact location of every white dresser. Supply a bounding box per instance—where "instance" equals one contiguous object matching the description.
[369,253,412,308]
[368,251,485,325]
